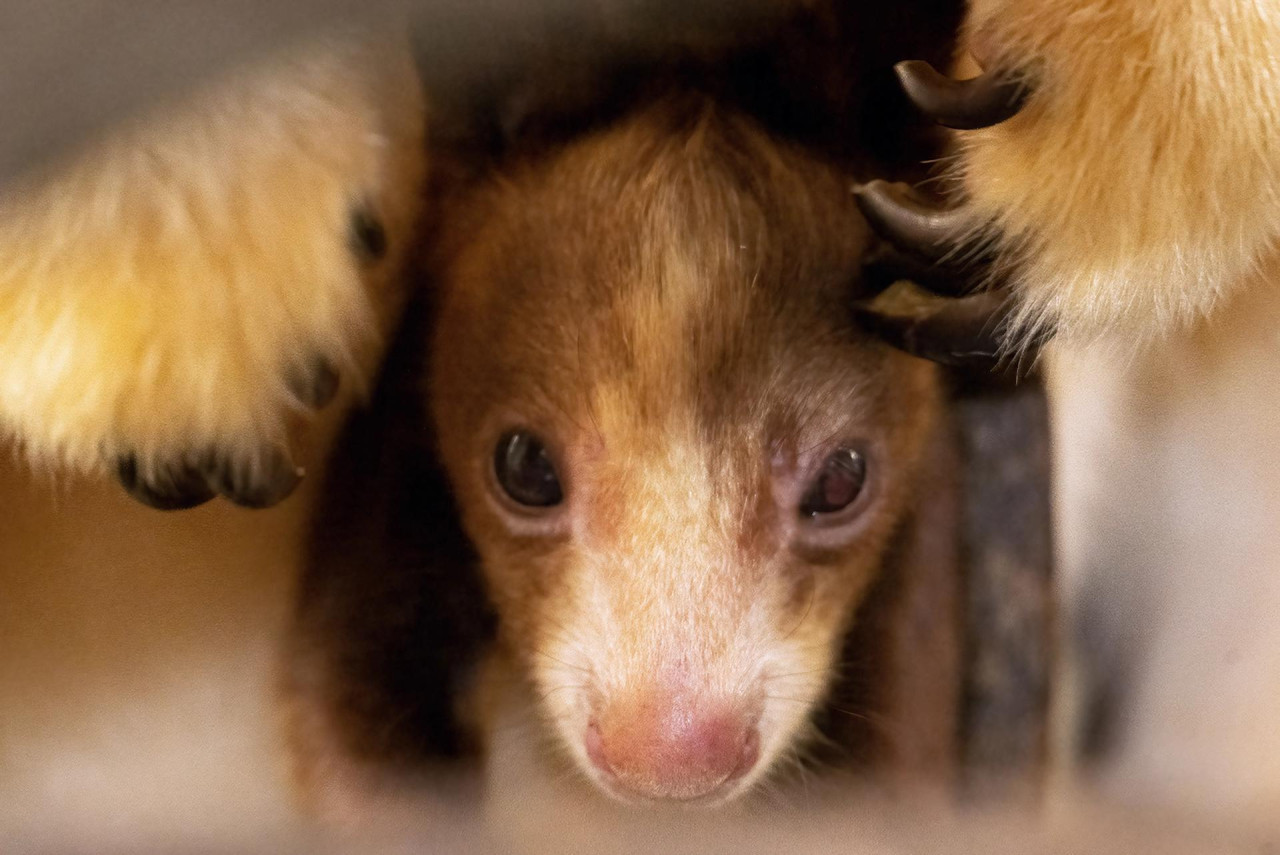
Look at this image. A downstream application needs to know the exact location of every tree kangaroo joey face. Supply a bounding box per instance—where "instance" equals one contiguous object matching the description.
[430,102,943,807]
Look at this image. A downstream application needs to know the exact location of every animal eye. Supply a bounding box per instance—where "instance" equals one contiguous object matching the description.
[494,431,563,508]
[799,448,867,518]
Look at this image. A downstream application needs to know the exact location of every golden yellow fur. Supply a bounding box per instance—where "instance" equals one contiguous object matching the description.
[955,0,1280,346]
[0,32,425,480]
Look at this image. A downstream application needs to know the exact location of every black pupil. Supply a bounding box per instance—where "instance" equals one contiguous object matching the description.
[494,432,563,507]
[800,448,866,517]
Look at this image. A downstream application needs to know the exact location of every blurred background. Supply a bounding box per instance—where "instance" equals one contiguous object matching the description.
[1,2,1278,853]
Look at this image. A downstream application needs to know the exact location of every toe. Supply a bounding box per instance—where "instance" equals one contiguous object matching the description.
[116,456,216,511]
[203,446,303,509]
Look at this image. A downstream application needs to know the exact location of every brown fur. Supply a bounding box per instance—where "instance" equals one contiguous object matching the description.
[281,0,983,826]
[281,84,972,824]
[428,98,955,806]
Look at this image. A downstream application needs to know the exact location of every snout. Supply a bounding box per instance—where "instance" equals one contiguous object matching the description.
[585,695,760,802]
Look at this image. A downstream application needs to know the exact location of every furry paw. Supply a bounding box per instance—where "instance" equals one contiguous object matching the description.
[875,0,1280,347]
[116,445,305,511]
[0,34,425,507]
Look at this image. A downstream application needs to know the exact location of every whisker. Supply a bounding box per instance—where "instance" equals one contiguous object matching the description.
[780,581,816,643]
[534,648,591,675]
[536,683,587,706]
[783,641,843,659]
[765,694,872,725]
[769,665,838,682]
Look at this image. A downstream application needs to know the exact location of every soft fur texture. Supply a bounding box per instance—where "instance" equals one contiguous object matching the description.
[428,100,951,807]
[4,2,1272,478]
[0,31,425,483]
[954,0,1280,347]
[3,0,1279,848]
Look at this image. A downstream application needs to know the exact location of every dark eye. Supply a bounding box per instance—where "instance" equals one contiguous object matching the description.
[494,431,563,508]
[799,447,867,518]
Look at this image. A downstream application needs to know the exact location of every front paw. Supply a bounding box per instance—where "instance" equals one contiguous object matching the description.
[881,4,1280,345]
[112,354,338,511]
[89,198,395,511]
[0,35,425,509]
[853,59,1035,359]
[201,445,304,510]
[850,61,1031,370]
[117,444,305,511]
[116,455,217,511]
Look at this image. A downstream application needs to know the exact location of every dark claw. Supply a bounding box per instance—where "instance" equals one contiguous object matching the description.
[855,180,976,264]
[894,60,1029,130]
[854,290,1012,369]
[288,357,340,409]
[350,206,388,263]
[861,243,986,299]
[203,447,303,509]
[116,456,216,511]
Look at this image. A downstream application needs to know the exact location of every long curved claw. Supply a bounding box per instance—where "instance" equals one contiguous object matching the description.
[894,60,1029,130]
[854,180,976,264]
[852,56,1037,368]
[854,290,1012,369]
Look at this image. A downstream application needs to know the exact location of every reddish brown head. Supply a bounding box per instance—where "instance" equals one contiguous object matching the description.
[430,99,942,805]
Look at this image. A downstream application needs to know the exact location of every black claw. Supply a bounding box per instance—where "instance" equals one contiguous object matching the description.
[861,243,986,299]
[288,357,340,409]
[203,447,302,509]
[202,449,300,510]
[894,60,1029,131]
[116,456,216,511]
[855,180,975,264]
[350,206,388,263]
[854,290,1012,369]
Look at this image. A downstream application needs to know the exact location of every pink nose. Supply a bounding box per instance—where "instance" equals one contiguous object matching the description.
[585,700,760,801]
